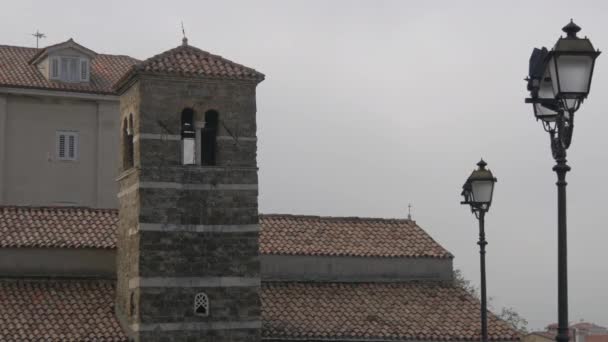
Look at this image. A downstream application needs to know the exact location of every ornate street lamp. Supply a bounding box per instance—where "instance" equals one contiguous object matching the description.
[461,159,497,342]
[548,20,600,112]
[525,20,600,342]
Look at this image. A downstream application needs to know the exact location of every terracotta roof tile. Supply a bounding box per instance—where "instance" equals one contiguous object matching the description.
[261,282,521,341]
[587,335,608,342]
[259,214,453,258]
[0,207,453,258]
[0,206,117,249]
[571,322,607,330]
[0,279,127,341]
[0,42,138,95]
[531,330,574,340]
[115,43,264,89]
[0,279,521,342]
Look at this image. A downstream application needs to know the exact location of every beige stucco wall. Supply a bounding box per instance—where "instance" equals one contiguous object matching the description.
[523,333,554,342]
[0,92,119,208]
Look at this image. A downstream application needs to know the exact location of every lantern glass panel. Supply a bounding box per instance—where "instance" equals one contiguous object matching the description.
[471,180,494,204]
[463,189,472,203]
[535,73,558,121]
[563,98,578,113]
[549,55,594,96]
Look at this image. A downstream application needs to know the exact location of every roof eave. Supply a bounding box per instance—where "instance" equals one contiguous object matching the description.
[28,39,98,65]
[113,69,265,94]
[0,84,120,98]
[261,252,454,259]
[262,336,520,341]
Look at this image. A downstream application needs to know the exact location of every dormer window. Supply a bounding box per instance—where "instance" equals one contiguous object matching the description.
[50,56,90,82]
[29,39,97,83]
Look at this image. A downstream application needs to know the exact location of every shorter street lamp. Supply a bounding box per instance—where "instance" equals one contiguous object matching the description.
[461,159,497,342]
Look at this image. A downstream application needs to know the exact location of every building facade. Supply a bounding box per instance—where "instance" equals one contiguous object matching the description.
[0,39,136,208]
[0,37,523,341]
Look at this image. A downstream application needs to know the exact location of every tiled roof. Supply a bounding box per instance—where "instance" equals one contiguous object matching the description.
[261,282,521,341]
[0,279,520,342]
[0,42,138,95]
[259,214,453,258]
[0,206,117,249]
[531,331,557,340]
[0,207,452,258]
[571,322,607,330]
[587,335,608,342]
[114,41,264,89]
[0,279,127,342]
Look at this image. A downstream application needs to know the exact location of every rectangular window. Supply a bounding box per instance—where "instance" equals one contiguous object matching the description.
[56,131,78,161]
[60,58,69,80]
[80,59,89,81]
[68,58,78,82]
[50,57,59,79]
[51,56,89,83]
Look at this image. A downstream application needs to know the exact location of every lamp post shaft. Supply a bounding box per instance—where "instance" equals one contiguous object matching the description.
[525,19,598,342]
[553,155,570,342]
[478,210,488,342]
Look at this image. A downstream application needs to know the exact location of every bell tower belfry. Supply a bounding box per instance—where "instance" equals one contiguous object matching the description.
[114,40,264,341]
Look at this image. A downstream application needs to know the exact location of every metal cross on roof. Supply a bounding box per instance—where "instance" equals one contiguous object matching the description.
[181,21,188,46]
[407,203,413,221]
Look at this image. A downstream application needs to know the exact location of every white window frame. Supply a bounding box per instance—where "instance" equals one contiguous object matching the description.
[49,56,90,82]
[80,59,89,81]
[56,131,79,161]
[50,57,60,79]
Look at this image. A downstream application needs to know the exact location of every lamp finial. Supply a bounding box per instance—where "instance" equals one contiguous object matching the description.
[562,19,581,38]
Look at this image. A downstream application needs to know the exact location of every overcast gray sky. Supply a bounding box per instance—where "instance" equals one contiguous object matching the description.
[3,0,607,331]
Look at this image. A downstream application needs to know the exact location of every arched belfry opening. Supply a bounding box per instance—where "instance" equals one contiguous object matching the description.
[201,110,219,166]
[123,114,134,170]
[181,108,196,165]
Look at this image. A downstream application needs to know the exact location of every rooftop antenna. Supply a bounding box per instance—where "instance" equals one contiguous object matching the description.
[32,30,46,49]
[181,21,188,46]
[407,203,413,221]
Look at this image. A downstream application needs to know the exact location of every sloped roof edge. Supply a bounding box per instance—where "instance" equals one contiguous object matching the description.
[29,38,97,65]
[113,42,265,92]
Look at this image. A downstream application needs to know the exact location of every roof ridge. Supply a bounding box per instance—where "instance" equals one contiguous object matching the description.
[262,280,455,286]
[95,53,140,60]
[137,44,260,72]
[113,43,264,90]
[260,213,414,223]
[0,44,39,50]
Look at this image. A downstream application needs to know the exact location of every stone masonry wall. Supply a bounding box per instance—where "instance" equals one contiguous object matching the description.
[115,80,142,331]
[117,75,261,342]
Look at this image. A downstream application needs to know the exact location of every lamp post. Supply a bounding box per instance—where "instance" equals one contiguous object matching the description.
[525,20,600,342]
[461,159,497,342]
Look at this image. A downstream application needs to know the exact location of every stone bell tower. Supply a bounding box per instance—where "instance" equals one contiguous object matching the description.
[114,39,264,341]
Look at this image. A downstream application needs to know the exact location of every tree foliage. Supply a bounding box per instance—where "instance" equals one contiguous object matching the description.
[497,306,529,333]
[453,268,479,298]
[452,269,528,334]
